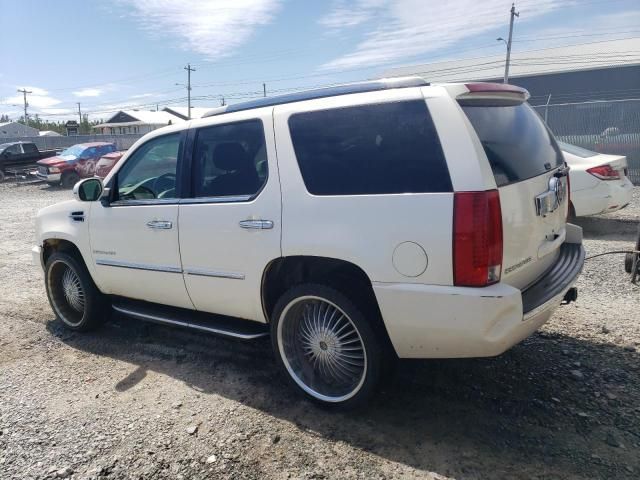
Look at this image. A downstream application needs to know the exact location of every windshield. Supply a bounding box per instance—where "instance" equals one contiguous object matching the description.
[557,141,598,158]
[60,145,85,157]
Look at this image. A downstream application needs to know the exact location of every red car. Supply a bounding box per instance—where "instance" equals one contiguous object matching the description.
[95,150,126,178]
[37,142,116,188]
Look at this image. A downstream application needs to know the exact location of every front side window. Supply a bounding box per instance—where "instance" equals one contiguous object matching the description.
[192,119,267,198]
[288,101,452,195]
[23,143,38,153]
[6,144,22,154]
[116,133,180,201]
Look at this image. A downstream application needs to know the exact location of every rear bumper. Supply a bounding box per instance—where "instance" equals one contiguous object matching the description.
[374,229,584,359]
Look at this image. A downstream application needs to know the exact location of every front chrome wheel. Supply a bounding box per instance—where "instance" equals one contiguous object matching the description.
[48,260,86,327]
[277,296,367,403]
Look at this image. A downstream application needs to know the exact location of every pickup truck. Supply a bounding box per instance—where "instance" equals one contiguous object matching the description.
[0,141,58,181]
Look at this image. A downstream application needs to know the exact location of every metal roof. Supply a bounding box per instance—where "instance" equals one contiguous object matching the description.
[203,77,429,117]
[383,38,640,83]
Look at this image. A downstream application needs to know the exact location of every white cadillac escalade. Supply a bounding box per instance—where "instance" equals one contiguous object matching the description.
[33,78,584,408]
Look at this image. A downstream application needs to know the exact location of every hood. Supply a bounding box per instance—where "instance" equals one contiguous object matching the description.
[37,155,76,166]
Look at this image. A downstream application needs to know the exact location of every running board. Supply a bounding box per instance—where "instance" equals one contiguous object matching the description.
[111,297,269,340]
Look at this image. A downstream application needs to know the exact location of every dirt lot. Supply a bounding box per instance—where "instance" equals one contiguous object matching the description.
[1,182,639,480]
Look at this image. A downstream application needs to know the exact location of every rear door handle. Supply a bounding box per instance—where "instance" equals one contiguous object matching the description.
[146,220,173,230]
[239,219,274,230]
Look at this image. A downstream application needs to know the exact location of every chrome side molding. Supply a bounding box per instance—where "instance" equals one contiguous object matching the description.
[184,267,245,280]
[95,258,182,273]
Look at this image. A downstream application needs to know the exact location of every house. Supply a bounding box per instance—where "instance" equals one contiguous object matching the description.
[162,106,211,120]
[92,110,184,135]
[0,121,39,138]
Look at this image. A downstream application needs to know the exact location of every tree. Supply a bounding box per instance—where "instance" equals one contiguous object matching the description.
[0,114,9,122]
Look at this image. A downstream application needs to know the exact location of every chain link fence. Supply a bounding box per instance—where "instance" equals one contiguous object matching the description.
[533,99,640,184]
[0,133,144,152]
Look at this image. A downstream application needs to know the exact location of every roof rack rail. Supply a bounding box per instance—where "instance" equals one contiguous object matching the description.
[202,77,429,118]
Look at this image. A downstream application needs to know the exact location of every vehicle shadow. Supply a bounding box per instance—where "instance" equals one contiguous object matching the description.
[574,216,637,241]
[45,314,639,479]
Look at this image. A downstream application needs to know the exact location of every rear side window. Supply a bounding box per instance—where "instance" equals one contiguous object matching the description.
[288,101,452,195]
[192,119,267,198]
[23,143,38,153]
[462,103,563,187]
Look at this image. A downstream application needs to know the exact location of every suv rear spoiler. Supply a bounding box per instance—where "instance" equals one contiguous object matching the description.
[454,83,530,106]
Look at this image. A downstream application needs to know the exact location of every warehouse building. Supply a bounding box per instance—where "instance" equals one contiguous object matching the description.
[383,38,640,106]
[0,121,39,138]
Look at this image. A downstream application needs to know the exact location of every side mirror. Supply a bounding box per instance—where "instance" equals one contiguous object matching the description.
[73,177,103,202]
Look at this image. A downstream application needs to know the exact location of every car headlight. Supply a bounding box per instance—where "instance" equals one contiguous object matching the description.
[49,167,60,173]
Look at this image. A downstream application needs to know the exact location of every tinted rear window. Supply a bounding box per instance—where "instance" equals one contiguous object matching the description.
[462,103,563,187]
[288,101,452,195]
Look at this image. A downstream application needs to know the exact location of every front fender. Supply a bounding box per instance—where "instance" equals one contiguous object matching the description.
[35,200,102,290]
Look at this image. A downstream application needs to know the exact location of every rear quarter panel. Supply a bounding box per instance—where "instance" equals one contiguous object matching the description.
[273,87,456,285]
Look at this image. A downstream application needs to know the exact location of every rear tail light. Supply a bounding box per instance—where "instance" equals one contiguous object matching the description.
[453,190,503,287]
[587,164,620,180]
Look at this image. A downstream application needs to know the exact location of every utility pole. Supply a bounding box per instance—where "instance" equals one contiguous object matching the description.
[503,3,519,84]
[17,88,32,125]
[184,63,196,119]
[263,83,267,97]
[76,103,82,132]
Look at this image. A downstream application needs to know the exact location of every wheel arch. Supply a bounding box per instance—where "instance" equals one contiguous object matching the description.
[261,255,393,351]
[42,238,84,266]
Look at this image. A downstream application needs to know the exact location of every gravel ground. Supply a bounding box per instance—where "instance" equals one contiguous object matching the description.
[0,182,639,480]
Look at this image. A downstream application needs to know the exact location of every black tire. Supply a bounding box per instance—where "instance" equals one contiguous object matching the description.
[0,169,5,183]
[270,283,383,409]
[44,251,107,331]
[61,171,80,189]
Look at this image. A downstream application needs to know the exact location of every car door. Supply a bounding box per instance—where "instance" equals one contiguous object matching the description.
[178,110,281,322]
[89,131,193,309]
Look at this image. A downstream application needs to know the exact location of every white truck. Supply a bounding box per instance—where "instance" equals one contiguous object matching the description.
[33,78,584,408]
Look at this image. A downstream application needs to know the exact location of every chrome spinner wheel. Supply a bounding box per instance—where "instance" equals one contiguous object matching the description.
[277,296,367,403]
[48,260,86,327]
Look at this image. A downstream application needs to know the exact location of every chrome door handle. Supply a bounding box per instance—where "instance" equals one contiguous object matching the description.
[239,219,274,230]
[146,220,173,230]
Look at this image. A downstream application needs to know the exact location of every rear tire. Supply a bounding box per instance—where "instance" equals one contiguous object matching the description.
[61,171,80,189]
[45,252,107,331]
[271,284,382,409]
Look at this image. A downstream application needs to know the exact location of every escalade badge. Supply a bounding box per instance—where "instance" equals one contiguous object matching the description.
[535,176,566,217]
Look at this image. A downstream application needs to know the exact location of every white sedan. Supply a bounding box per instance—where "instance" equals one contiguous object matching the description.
[559,142,634,217]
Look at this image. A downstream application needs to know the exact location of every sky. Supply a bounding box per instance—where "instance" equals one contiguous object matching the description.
[1,0,639,122]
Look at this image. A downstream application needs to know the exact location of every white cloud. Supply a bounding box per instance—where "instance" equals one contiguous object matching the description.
[320,0,566,70]
[40,108,73,115]
[130,93,155,99]
[73,88,103,97]
[319,0,386,29]
[118,0,282,60]
[5,86,61,109]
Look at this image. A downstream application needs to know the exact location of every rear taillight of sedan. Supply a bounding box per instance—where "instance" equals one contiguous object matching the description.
[453,190,503,287]
[587,164,620,180]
